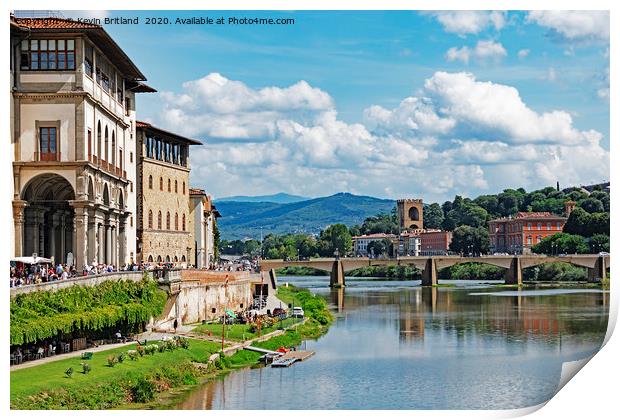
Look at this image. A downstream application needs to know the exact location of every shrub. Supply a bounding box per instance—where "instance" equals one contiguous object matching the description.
[128,377,156,403]
[106,355,117,367]
[136,345,145,357]
[81,363,91,374]
[177,337,189,349]
[157,343,165,353]
[117,353,125,363]
[65,367,73,378]
[127,350,138,361]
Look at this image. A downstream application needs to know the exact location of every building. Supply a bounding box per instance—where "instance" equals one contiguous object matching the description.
[397,199,424,232]
[352,233,397,257]
[397,233,421,256]
[135,121,202,265]
[10,15,155,269]
[488,212,567,254]
[420,230,452,256]
[189,188,221,268]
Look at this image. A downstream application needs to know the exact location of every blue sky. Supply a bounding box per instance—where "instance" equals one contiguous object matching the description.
[87,10,609,202]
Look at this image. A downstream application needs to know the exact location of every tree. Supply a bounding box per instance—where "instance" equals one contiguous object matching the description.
[589,234,610,253]
[423,203,444,229]
[449,225,490,255]
[318,224,352,256]
[531,233,589,255]
[367,238,391,258]
[578,197,604,213]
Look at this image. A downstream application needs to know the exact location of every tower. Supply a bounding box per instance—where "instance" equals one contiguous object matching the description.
[397,199,424,232]
[564,200,577,217]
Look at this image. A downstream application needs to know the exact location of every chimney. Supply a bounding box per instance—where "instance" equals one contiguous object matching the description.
[564,200,576,217]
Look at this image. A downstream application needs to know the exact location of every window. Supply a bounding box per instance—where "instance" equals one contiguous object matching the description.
[536,235,542,244]
[39,127,57,160]
[97,121,102,158]
[175,180,178,193]
[104,126,109,162]
[537,223,542,230]
[527,236,532,245]
[166,212,170,230]
[129,181,133,192]
[111,131,116,165]
[84,43,93,76]
[20,38,75,70]
[87,129,92,157]
[148,210,153,229]
[182,182,185,195]
[182,214,186,231]
[168,179,171,192]
[130,216,133,227]
[546,222,551,230]
[125,98,131,116]
[157,211,162,229]
[527,223,532,230]
[130,152,133,163]
[175,213,178,230]
[160,177,163,191]
[148,175,153,189]
[557,222,562,230]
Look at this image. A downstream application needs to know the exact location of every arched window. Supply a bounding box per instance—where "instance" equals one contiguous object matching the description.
[182,213,186,231]
[175,213,178,230]
[148,210,153,229]
[166,212,170,230]
[157,211,162,229]
[168,179,171,192]
[148,175,153,189]
[174,256,178,262]
[181,255,186,262]
[111,131,116,165]
[104,126,109,162]
[157,255,162,263]
[182,182,185,195]
[166,255,171,262]
[160,177,163,191]
[175,180,178,193]
[148,255,153,262]
[97,121,102,158]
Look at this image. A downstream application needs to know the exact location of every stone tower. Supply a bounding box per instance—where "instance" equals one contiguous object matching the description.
[397,199,424,232]
[564,200,577,217]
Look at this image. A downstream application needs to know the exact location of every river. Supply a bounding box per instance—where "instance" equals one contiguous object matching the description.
[176,276,609,410]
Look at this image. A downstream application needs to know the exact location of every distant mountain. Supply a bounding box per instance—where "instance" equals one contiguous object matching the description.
[216,192,309,204]
[216,192,395,240]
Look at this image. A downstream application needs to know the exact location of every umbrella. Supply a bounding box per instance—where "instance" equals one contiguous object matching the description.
[225,309,235,317]
[11,256,53,264]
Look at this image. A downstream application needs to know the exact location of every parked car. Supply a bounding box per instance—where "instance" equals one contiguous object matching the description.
[292,307,304,318]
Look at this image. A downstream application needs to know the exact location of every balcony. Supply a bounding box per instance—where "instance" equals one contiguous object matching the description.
[34,151,61,161]
[89,155,127,180]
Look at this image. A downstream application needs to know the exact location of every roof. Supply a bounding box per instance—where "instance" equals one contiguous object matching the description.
[352,233,397,240]
[189,188,206,196]
[136,121,202,145]
[126,80,157,93]
[491,212,567,222]
[11,16,146,81]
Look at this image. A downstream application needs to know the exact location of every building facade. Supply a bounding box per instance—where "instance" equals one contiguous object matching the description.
[397,233,421,256]
[352,233,397,257]
[420,230,452,256]
[10,16,154,269]
[135,121,201,265]
[488,212,567,254]
[189,188,220,269]
[397,199,424,232]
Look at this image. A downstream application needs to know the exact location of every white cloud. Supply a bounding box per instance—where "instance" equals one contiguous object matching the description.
[445,40,507,64]
[430,11,506,36]
[153,71,607,202]
[527,11,609,43]
[517,49,530,59]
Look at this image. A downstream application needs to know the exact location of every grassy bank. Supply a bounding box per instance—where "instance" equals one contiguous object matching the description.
[10,338,221,409]
[192,317,301,342]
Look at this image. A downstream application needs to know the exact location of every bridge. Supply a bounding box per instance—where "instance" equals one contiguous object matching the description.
[259,254,610,287]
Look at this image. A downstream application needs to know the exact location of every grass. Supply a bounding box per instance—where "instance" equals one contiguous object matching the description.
[192,317,301,342]
[10,339,220,402]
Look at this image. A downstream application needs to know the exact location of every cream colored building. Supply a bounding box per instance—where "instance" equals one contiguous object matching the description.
[136,121,201,265]
[10,16,155,269]
[189,189,220,268]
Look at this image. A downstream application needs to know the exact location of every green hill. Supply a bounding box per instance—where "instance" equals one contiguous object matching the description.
[215,192,395,240]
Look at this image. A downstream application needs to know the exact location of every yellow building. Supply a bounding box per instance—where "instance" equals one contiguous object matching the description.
[136,121,201,265]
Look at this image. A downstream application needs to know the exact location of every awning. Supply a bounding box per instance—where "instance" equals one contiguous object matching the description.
[11,256,53,264]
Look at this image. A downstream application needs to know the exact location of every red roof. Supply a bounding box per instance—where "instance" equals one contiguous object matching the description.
[136,120,202,145]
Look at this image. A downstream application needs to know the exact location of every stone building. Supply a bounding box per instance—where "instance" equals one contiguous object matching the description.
[10,15,155,269]
[135,121,201,265]
[189,189,221,269]
[397,198,424,232]
[420,230,452,256]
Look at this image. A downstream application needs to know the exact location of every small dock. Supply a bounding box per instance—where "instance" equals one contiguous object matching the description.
[271,350,315,368]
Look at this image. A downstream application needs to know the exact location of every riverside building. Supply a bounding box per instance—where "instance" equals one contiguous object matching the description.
[10,15,155,269]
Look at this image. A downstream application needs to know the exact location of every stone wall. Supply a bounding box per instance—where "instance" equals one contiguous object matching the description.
[10,271,144,297]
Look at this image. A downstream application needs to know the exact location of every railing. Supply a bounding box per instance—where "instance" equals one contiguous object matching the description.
[33,151,61,161]
[88,156,126,179]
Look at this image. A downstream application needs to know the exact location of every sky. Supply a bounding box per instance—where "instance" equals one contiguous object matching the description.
[70,10,610,203]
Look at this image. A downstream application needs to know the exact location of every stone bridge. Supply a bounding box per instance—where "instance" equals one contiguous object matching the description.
[259,254,610,287]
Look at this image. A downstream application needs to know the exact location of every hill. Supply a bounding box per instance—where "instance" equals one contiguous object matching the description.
[216,192,395,239]
[216,192,308,204]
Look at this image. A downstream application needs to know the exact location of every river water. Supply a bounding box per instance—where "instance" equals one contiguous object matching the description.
[176,277,609,410]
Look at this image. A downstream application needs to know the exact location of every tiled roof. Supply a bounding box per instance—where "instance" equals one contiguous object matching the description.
[12,16,101,29]
[189,188,206,195]
[491,212,567,222]
[352,233,397,239]
[135,120,202,145]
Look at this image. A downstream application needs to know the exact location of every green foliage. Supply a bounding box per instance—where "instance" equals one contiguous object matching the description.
[589,234,610,253]
[523,262,587,282]
[81,363,91,374]
[128,376,155,403]
[117,353,125,363]
[366,238,392,258]
[10,278,167,346]
[351,210,399,235]
[532,233,589,254]
[347,265,420,279]
[106,355,117,367]
[438,263,504,280]
[449,225,490,255]
[276,285,333,325]
[220,238,261,257]
[136,345,145,357]
[578,197,605,213]
[564,207,609,237]
[65,367,73,378]
[423,203,445,229]
[318,223,352,256]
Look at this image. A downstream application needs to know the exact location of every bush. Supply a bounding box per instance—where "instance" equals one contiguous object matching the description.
[136,345,145,357]
[106,355,117,367]
[128,377,155,403]
[81,363,91,374]
[117,353,125,363]
[65,367,73,378]
[127,350,138,361]
[177,337,189,349]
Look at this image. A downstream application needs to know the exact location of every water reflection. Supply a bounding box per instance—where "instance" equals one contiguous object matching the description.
[177,277,608,410]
